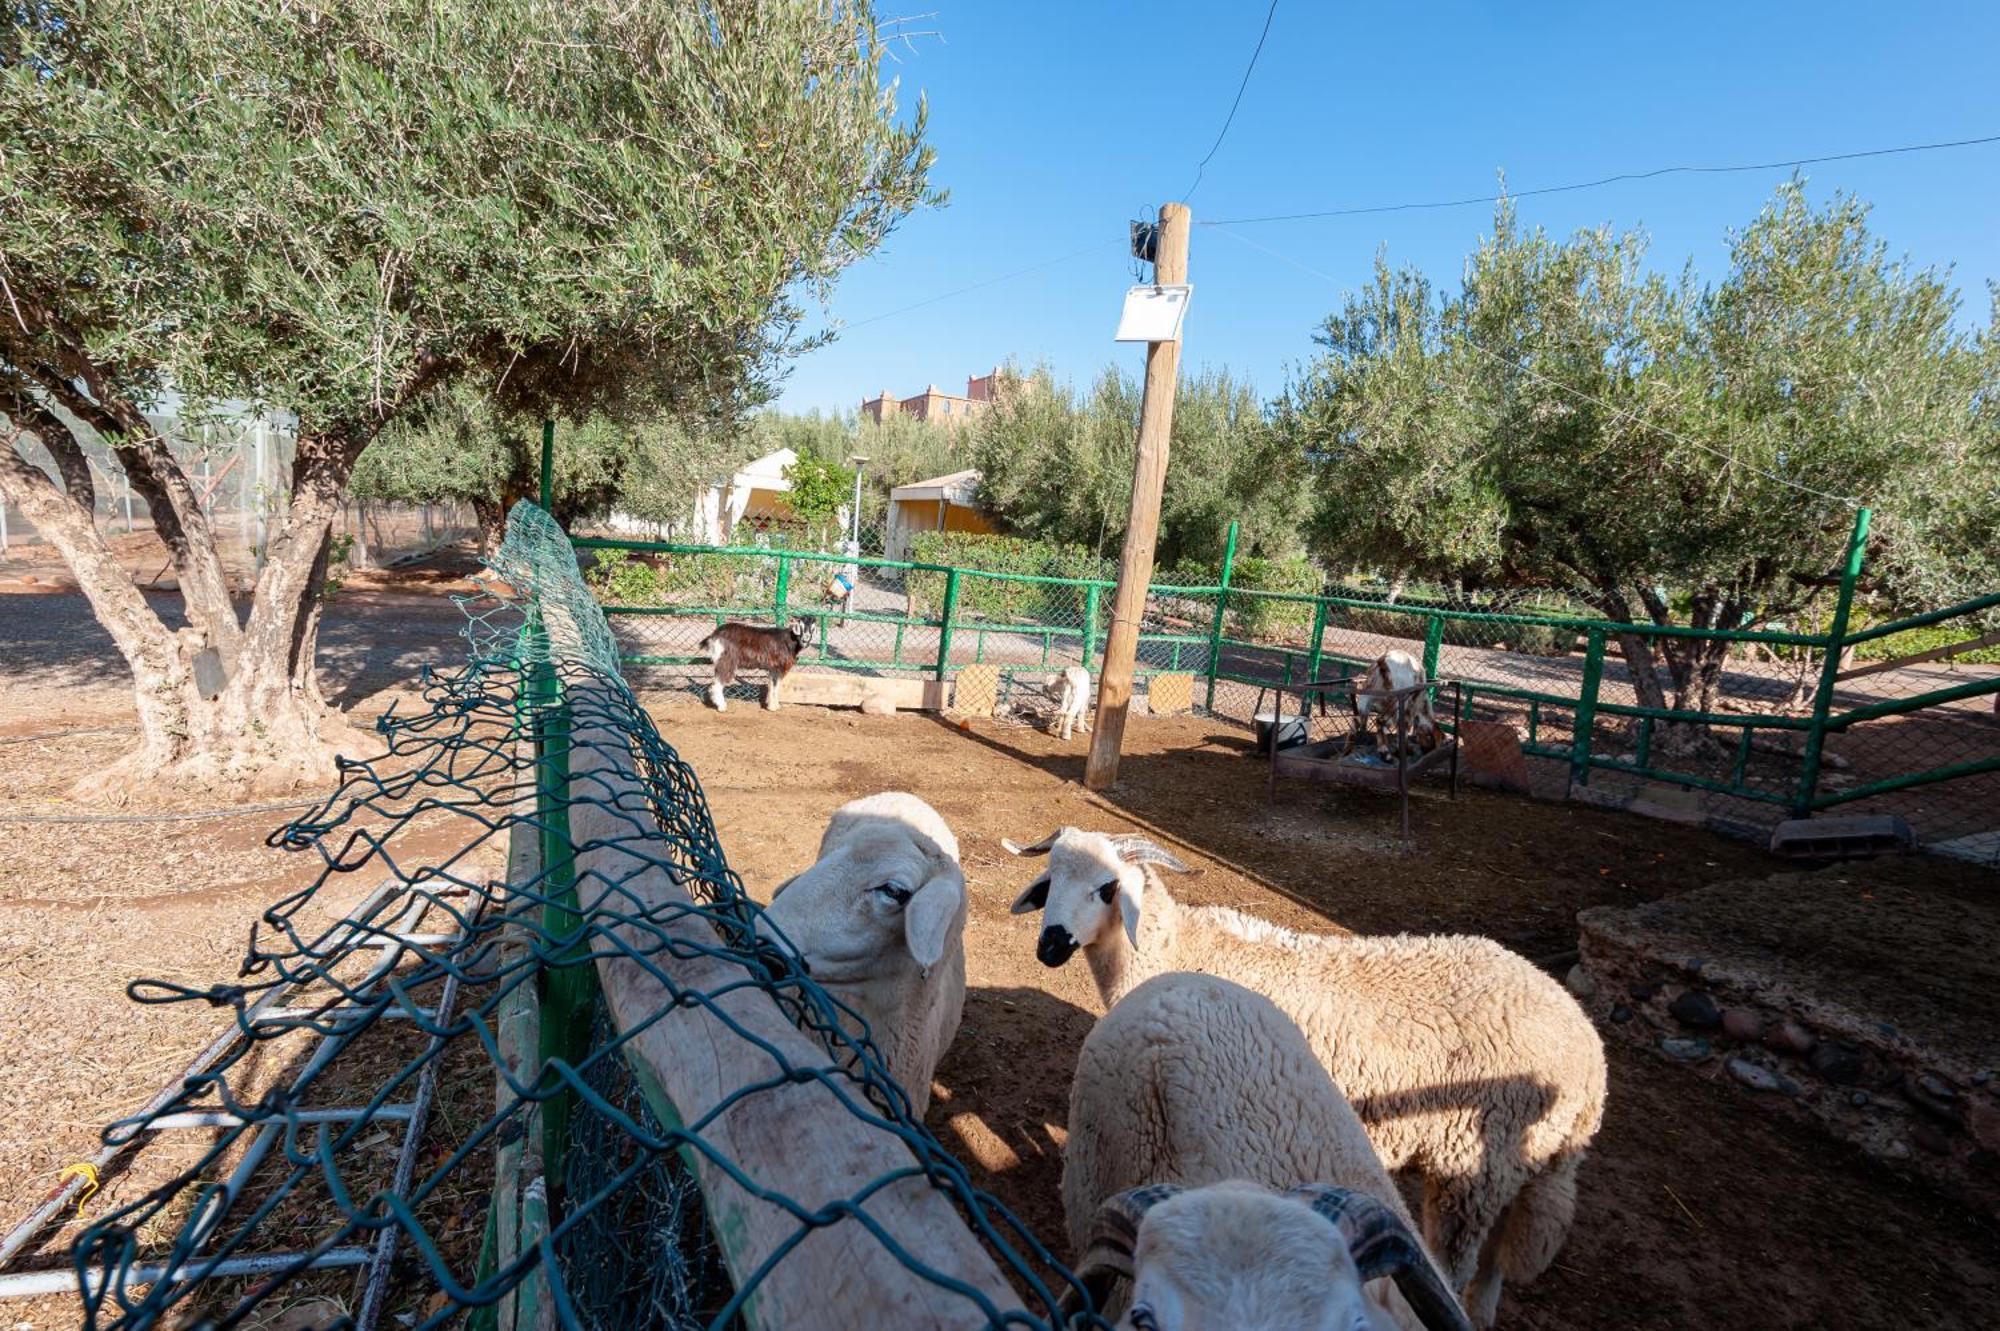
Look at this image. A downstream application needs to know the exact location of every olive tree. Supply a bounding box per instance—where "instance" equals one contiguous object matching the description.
[1282,185,1996,743]
[0,0,932,798]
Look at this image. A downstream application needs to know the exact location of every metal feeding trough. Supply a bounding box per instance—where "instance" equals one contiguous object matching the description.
[1262,675,1462,844]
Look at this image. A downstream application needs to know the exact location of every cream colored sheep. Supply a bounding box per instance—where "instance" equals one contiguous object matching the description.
[761,792,966,1115]
[1063,972,1471,1331]
[1006,827,1605,1326]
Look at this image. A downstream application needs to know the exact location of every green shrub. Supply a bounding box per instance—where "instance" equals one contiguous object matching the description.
[1853,622,2000,665]
[586,547,765,608]
[1226,556,1321,642]
[907,532,1112,625]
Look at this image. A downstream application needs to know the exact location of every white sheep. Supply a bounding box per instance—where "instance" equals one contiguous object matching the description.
[1005,827,1605,1326]
[760,792,966,1115]
[1063,971,1472,1331]
[1051,665,1092,741]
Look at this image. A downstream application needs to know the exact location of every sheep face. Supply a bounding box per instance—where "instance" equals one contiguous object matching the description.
[762,804,965,982]
[1003,828,1189,968]
[1096,1184,1401,1331]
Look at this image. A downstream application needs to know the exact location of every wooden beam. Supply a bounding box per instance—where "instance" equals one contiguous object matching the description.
[1833,629,2000,682]
[567,692,1022,1329]
[780,671,949,712]
[1086,201,1190,790]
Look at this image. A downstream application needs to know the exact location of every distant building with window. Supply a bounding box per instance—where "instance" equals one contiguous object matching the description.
[861,368,1006,425]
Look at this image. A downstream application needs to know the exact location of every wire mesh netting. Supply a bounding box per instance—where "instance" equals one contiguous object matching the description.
[41,502,1101,1330]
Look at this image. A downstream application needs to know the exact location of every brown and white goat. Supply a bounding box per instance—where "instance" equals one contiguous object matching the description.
[700,616,814,712]
[1352,649,1438,760]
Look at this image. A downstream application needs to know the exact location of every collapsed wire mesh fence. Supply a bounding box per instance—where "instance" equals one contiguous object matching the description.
[51,502,1101,1330]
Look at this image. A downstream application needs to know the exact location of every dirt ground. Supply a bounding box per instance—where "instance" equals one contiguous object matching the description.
[2,549,1997,1329]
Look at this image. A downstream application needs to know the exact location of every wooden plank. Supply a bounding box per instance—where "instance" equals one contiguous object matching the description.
[1833,629,2000,681]
[780,671,948,711]
[568,688,1022,1329]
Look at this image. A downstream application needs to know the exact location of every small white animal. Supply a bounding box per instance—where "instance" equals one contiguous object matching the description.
[1352,650,1438,760]
[1052,665,1092,741]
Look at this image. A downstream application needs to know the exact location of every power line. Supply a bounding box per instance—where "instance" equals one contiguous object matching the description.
[834,241,1113,333]
[1181,0,1280,204]
[1200,131,2000,226]
[1210,225,1864,507]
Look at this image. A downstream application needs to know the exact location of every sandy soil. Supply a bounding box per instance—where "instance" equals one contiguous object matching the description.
[663,699,2000,1331]
[1,558,1996,1329]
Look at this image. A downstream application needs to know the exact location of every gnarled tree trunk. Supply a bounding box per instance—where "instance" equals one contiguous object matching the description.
[2,419,370,803]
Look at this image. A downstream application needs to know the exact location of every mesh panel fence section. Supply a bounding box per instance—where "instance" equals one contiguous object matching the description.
[57,503,1099,1331]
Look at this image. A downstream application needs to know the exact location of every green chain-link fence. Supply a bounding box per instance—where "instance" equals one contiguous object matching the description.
[577,510,2000,859]
[40,503,1103,1330]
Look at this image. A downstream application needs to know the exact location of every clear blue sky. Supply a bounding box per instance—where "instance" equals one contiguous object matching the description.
[773,1,1999,414]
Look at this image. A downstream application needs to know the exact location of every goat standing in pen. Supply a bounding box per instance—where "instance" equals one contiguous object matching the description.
[1050,665,1092,741]
[1353,650,1439,761]
[700,616,814,712]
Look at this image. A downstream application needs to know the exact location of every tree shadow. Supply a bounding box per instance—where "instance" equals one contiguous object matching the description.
[926,983,1098,1260]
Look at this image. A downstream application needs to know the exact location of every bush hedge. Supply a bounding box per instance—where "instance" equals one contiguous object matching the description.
[906,532,1111,625]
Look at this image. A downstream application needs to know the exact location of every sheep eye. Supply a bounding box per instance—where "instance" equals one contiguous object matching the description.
[873,883,913,906]
[1095,880,1118,904]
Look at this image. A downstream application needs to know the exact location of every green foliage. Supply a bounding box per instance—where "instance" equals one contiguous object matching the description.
[968,364,1302,567]
[1279,182,1999,710]
[1851,622,2000,665]
[781,452,856,543]
[1225,556,1323,641]
[905,531,1110,624]
[2,0,936,437]
[583,548,762,609]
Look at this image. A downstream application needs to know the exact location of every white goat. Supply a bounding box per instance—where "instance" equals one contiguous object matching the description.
[1005,827,1605,1326]
[1352,649,1438,760]
[1063,972,1471,1331]
[760,793,966,1115]
[1051,665,1092,741]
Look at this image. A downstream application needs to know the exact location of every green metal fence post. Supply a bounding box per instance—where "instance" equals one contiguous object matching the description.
[1305,597,1329,681]
[537,419,555,511]
[1421,612,1445,680]
[1794,506,1873,816]
[934,568,961,681]
[1203,521,1239,711]
[773,553,791,625]
[1083,582,1102,669]
[1569,628,1607,788]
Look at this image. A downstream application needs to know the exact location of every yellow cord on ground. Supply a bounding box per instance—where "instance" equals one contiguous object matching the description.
[59,1162,100,1213]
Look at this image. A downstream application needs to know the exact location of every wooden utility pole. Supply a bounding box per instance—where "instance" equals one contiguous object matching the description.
[1086,201,1189,789]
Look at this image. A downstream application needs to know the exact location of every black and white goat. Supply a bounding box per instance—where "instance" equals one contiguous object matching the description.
[700,616,815,712]
[1352,650,1439,761]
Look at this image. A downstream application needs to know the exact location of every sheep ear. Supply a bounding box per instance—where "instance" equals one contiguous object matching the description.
[1286,1186,1474,1331]
[904,866,965,971]
[1115,874,1144,947]
[1057,1186,1183,1319]
[1001,830,1064,857]
[1109,834,1192,874]
[1008,878,1049,915]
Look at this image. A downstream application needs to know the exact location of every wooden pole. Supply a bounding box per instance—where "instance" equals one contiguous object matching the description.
[1086,201,1189,789]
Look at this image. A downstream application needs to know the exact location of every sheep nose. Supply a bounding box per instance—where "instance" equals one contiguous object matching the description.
[1036,926,1078,967]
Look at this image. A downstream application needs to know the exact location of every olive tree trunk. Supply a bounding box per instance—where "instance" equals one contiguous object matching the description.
[1,423,369,803]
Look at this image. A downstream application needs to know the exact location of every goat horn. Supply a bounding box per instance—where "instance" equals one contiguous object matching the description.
[1057,1185,1183,1319]
[1285,1185,1474,1331]
[1001,830,1064,857]
[1108,834,1192,874]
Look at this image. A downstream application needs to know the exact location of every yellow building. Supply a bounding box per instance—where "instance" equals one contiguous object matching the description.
[884,469,998,559]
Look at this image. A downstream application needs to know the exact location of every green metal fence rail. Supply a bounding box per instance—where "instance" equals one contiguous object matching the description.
[577,504,2000,844]
[56,503,1103,1331]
